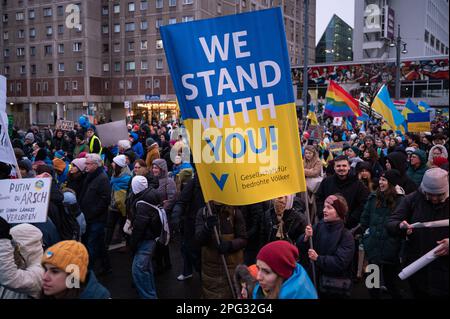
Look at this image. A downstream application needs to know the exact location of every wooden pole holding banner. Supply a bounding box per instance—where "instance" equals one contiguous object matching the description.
[205,201,238,299]
[301,191,317,288]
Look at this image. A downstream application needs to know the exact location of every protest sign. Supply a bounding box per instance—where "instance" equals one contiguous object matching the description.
[95,120,129,147]
[0,177,52,224]
[328,141,344,154]
[333,117,343,126]
[161,8,306,205]
[0,76,18,168]
[56,119,74,131]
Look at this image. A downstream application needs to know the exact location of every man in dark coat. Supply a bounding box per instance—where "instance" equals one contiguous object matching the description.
[79,153,111,274]
[386,168,449,298]
[315,155,370,230]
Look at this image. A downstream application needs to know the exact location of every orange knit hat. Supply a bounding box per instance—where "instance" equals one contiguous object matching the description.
[52,158,66,174]
[42,240,89,283]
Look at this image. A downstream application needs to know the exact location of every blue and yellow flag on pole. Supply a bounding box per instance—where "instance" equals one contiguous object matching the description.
[307,102,319,125]
[418,101,431,112]
[407,112,431,132]
[401,98,422,118]
[161,8,306,205]
[371,85,406,133]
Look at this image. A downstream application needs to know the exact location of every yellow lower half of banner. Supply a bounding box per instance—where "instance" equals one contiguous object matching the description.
[408,122,430,132]
[184,102,306,205]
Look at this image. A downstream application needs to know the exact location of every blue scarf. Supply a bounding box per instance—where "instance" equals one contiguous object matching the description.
[111,173,131,191]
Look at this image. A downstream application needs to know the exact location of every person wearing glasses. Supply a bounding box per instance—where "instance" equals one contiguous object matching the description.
[387,168,449,298]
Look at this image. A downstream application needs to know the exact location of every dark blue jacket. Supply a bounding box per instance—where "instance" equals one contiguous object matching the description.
[79,271,111,299]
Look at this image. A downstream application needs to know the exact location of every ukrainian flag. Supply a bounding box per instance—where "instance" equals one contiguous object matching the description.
[418,101,431,112]
[371,85,406,133]
[401,98,422,118]
[307,102,319,125]
[407,112,430,132]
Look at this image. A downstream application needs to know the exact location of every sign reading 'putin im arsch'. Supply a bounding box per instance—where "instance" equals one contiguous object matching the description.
[161,8,306,205]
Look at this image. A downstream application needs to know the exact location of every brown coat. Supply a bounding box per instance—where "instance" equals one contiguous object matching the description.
[145,146,160,168]
[304,158,322,177]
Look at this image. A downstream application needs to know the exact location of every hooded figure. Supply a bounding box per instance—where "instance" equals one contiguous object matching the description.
[129,132,144,159]
[386,151,418,194]
[428,145,448,164]
[152,159,177,212]
[407,149,428,186]
[0,223,44,299]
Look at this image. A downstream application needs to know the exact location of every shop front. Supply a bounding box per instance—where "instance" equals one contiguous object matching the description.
[131,100,179,124]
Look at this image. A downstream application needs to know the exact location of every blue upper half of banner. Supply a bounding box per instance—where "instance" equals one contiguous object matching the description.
[407,112,430,123]
[160,8,294,121]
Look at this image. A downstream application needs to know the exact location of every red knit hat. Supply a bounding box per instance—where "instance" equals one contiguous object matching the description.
[256,241,298,279]
[433,156,448,168]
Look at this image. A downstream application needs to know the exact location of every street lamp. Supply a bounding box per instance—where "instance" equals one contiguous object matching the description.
[390,24,408,99]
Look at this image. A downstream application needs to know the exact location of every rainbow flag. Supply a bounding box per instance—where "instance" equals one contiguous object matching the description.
[324,80,362,117]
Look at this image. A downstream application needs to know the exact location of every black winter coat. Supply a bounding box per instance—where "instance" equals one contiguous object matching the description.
[298,220,355,280]
[79,168,111,223]
[129,188,162,253]
[315,174,370,229]
[260,206,307,245]
[239,203,265,251]
[386,191,449,297]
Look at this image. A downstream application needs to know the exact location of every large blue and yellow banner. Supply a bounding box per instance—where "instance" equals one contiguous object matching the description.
[161,8,306,205]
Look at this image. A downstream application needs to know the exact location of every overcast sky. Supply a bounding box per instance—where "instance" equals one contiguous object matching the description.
[316,0,355,45]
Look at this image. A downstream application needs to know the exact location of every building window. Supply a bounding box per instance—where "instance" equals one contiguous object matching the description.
[156,0,163,9]
[16,47,25,56]
[57,5,64,16]
[430,34,435,47]
[17,82,22,93]
[119,80,124,89]
[156,59,163,70]
[125,22,135,32]
[114,43,120,52]
[73,42,82,52]
[43,82,48,92]
[43,8,52,17]
[16,12,25,21]
[47,64,53,73]
[46,26,53,36]
[114,62,121,72]
[127,80,133,89]
[128,41,135,51]
[2,14,8,23]
[114,24,121,33]
[3,49,9,57]
[30,46,36,56]
[126,61,136,71]
[154,79,160,88]
[156,39,163,49]
[76,61,83,71]
[58,25,64,34]
[36,82,41,92]
[424,30,429,43]
[103,63,110,72]
[183,0,193,4]
[102,6,109,15]
[141,60,148,70]
[20,65,26,74]
[217,3,222,14]
[31,65,36,74]
[182,16,194,22]
[140,0,148,10]
[72,81,78,90]
[169,18,177,24]
[436,39,440,50]
[64,81,70,91]
[18,29,25,39]
[145,79,151,89]
[102,25,109,34]
[104,81,109,90]
[114,4,120,13]
[58,43,64,53]
[169,0,177,7]
[141,40,148,50]
[103,44,109,53]
[29,10,35,19]
[128,2,135,12]
[3,31,8,41]
[156,19,163,28]
[441,43,445,54]
[4,66,10,75]
[140,20,148,30]
[58,63,65,72]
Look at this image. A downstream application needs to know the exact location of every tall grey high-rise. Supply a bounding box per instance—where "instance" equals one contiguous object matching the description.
[1,0,316,127]
[353,0,449,61]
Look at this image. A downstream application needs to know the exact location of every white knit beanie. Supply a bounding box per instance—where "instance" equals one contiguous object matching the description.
[113,154,127,168]
[420,168,449,199]
[131,175,148,194]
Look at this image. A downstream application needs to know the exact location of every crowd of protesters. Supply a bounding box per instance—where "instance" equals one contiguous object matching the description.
[0,110,448,299]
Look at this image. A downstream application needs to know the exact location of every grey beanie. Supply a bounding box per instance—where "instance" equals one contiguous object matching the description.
[146,138,157,147]
[25,132,35,142]
[420,168,449,197]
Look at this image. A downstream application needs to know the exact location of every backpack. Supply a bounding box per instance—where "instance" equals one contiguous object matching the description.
[58,203,81,241]
[135,201,170,246]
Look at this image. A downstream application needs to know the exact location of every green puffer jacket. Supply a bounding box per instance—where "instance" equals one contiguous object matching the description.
[406,149,428,186]
[360,192,404,264]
